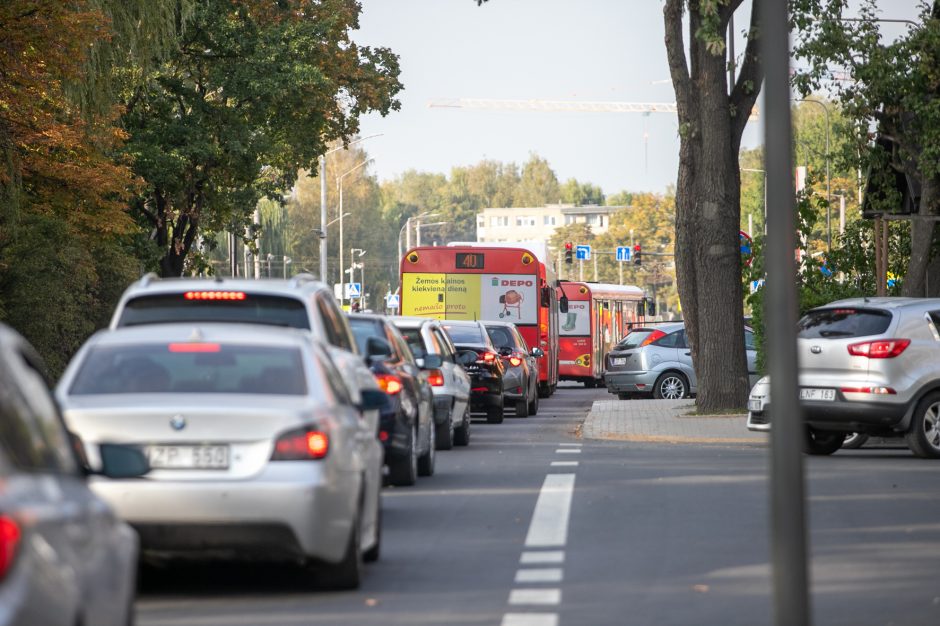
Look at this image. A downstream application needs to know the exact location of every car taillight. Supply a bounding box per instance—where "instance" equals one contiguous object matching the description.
[841,386,897,395]
[271,428,329,460]
[847,339,910,358]
[509,356,522,367]
[480,351,496,363]
[375,373,403,394]
[184,291,246,301]
[168,342,221,353]
[640,330,666,346]
[427,369,445,386]
[0,515,21,581]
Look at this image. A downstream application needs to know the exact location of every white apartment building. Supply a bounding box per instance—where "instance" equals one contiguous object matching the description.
[476,204,626,243]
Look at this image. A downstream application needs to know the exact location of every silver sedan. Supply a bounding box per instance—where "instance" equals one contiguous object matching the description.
[56,323,386,589]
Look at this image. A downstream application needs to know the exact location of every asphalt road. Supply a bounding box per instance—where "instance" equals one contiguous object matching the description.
[136,384,940,626]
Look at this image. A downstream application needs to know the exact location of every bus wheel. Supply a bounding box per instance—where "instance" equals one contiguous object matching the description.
[584,379,596,388]
[538,383,551,398]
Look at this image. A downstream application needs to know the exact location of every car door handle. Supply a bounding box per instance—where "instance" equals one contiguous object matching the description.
[684,352,691,356]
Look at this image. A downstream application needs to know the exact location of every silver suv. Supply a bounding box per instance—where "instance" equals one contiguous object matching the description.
[748,297,940,458]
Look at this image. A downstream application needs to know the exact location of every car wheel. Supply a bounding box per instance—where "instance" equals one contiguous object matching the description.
[538,382,551,398]
[529,388,539,415]
[318,507,363,590]
[388,426,418,486]
[842,433,869,449]
[434,414,454,450]
[363,491,381,563]
[454,405,471,446]
[515,394,530,417]
[804,427,844,456]
[418,422,435,476]
[486,404,504,424]
[905,391,940,459]
[653,372,688,400]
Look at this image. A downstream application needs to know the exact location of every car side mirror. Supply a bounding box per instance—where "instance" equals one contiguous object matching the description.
[99,444,150,479]
[366,336,393,362]
[359,388,391,412]
[457,350,477,366]
[420,354,443,369]
[531,347,545,358]
[559,294,569,314]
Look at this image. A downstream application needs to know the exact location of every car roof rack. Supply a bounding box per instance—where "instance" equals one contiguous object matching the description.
[288,273,317,288]
[139,272,161,287]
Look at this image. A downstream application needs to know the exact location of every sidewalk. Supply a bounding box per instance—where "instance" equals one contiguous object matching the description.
[581,398,768,445]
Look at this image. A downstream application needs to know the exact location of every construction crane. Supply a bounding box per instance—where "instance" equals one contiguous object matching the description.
[427,98,681,114]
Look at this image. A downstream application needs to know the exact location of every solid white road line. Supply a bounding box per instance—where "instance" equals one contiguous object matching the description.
[554,449,581,454]
[520,550,565,564]
[557,443,582,447]
[515,568,564,583]
[524,473,576,547]
[501,613,559,626]
[550,461,579,467]
[508,589,562,605]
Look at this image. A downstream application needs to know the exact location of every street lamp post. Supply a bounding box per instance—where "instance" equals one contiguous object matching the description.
[318,134,382,283]
[337,159,373,304]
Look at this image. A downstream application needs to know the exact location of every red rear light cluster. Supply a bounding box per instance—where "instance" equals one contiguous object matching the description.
[375,373,404,395]
[168,342,221,353]
[847,339,910,358]
[841,386,897,395]
[480,351,497,363]
[427,370,445,387]
[509,356,522,367]
[0,515,21,581]
[640,329,666,347]
[184,291,246,301]
[271,428,329,461]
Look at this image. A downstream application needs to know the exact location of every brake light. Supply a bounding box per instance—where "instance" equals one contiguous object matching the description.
[375,373,403,395]
[509,356,522,367]
[271,428,329,460]
[427,370,445,387]
[841,386,897,395]
[379,430,389,442]
[847,339,910,358]
[640,330,666,346]
[0,515,21,581]
[184,291,246,301]
[168,343,221,353]
[481,351,496,363]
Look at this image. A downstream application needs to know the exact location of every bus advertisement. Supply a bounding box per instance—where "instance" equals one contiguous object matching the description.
[558,281,645,386]
[400,246,559,397]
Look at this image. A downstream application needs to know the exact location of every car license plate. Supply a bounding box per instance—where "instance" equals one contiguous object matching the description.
[611,357,626,365]
[799,388,836,402]
[147,445,230,469]
[747,399,762,412]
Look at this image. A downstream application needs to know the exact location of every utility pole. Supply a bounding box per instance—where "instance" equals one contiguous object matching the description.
[593,253,598,282]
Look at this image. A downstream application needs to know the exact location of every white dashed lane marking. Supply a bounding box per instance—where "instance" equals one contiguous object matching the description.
[508,589,562,605]
[524,474,576,547]
[550,461,578,467]
[554,449,581,454]
[515,568,564,583]
[501,614,559,626]
[520,551,565,565]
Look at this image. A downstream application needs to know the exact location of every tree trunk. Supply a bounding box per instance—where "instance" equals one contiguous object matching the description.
[902,177,939,297]
[665,0,762,411]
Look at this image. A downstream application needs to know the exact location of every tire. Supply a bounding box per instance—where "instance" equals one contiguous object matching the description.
[905,391,940,459]
[584,379,597,388]
[653,372,688,400]
[387,425,418,486]
[617,392,632,400]
[804,427,844,456]
[434,416,454,450]
[418,422,435,476]
[319,508,363,590]
[515,397,530,418]
[363,492,381,563]
[528,389,539,416]
[486,404,504,424]
[842,432,870,450]
[538,382,551,398]
[454,406,471,446]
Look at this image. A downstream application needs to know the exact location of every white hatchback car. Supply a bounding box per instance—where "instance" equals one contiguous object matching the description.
[57,324,386,589]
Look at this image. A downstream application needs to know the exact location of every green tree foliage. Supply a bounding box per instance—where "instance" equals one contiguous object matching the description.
[514,155,561,207]
[123,0,403,277]
[560,178,605,206]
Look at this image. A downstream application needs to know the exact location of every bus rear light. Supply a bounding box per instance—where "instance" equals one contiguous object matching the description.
[375,374,404,395]
[271,428,329,461]
[0,515,20,581]
[847,339,910,358]
[184,291,246,301]
[427,370,445,386]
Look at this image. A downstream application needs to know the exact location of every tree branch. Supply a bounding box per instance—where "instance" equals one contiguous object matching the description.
[664,0,692,120]
[729,0,762,144]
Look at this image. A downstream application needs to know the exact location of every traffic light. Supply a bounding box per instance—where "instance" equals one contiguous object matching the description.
[633,244,642,266]
[564,242,573,265]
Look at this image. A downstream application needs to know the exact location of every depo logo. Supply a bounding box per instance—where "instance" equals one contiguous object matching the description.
[500,279,533,287]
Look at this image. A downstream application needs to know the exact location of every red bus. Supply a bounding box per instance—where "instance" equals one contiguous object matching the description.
[400,245,559,397]
[558,281,646,387]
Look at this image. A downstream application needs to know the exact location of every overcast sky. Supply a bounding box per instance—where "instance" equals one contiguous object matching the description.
[353,0,921,197]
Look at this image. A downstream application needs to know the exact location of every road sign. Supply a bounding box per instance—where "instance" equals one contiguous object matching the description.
[346,282,361,298]
[385,293,400,309]
[575,244,591,260]
[740,230,753,266]
[616,246,632,262]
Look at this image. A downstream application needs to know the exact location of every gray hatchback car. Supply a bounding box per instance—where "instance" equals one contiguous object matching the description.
[604,322,757,400]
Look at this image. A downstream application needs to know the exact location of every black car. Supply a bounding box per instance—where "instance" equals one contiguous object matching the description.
[441,320,506,424]
[348,313,436,486]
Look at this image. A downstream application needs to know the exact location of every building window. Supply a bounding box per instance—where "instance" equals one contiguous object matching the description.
[586,214,599,226]
[565,215,575,225]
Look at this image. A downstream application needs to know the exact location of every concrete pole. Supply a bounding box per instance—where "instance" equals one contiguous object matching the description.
[579,259,583,281]
[339,184,344,305]
[319,154,327,282]
[839,195,846,235]
[405,217,412,250]
[416,219,422,247]
[593,253,598,282]
[619,260,623,285]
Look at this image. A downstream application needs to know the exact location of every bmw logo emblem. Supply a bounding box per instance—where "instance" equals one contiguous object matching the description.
[169,415,187,431]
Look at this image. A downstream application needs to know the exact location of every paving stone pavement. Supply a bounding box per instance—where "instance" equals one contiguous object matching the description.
[581,398,768,444]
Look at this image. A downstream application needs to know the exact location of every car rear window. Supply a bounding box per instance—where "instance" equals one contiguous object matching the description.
[797,308,892,339]
[443,324,484,344]
[117,293,310,329]
[349,318,387,355]
[398,328,427,358]
[485,326,515,350]
[69,344,309,395]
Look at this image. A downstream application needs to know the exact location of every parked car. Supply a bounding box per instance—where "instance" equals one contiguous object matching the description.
[108,274,379,420]
[750,298,940,458]
[56,324,386,589]
[391,317,472,448]
[0,323,145,625]
[347,313,436,485]
[604,322,758,400]
[440,320,506,424]
[747,377,869,450]
[483,321,543,417]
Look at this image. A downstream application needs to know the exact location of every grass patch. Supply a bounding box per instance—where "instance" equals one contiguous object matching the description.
[682,406,747,417]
